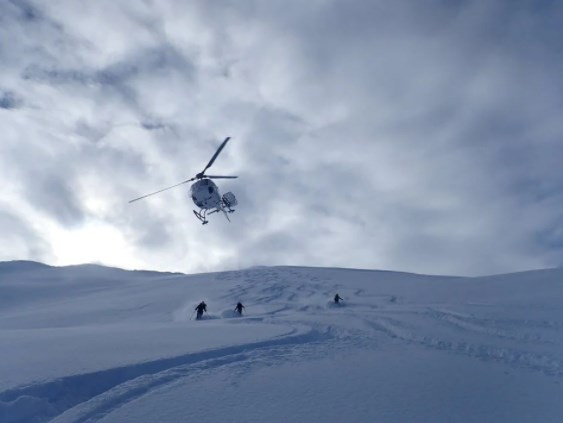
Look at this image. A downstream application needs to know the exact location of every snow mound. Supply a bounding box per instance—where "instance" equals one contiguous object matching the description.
[2,262,563,422]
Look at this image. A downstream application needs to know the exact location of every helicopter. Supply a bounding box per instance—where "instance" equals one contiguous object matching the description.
[129,137,238,225]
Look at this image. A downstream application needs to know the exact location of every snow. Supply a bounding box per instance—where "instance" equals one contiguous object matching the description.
[1,261,563,422]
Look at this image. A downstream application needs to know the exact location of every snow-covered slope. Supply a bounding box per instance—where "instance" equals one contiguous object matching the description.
[1,261,562,422]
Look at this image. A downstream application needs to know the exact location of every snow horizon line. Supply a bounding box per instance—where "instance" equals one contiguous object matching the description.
[0,259,561,280]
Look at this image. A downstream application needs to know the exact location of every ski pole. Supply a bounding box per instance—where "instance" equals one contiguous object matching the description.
[189,310,196,320]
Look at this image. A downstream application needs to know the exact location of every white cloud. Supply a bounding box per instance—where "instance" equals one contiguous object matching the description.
[1,0,562,275]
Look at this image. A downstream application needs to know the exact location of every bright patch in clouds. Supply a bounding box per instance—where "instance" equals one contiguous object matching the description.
[48,222,141,269]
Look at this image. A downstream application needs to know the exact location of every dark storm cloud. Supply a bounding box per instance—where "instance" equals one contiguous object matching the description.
[5,0,42,22]
[21,42,194,112]
[0,91,21,109]
[1,0,563,275]
[208,0,563,275]
[141,119,167,131]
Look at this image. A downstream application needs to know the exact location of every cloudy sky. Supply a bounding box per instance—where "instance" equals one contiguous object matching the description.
[1,0,562,276]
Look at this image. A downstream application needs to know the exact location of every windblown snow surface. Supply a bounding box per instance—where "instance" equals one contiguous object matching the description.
[1,261,563,422]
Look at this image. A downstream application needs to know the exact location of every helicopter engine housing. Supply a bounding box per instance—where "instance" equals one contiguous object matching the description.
[222,192,237,208]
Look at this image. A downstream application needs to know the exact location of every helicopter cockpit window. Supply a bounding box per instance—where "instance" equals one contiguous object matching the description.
[208,186,214,194]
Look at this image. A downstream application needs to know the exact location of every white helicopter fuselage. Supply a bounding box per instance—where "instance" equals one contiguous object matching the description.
[190,178,221,210]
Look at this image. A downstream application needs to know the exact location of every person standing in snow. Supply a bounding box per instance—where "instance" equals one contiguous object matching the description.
[234,302,245,316]
[195,301,207,320]
[334,293,343,304]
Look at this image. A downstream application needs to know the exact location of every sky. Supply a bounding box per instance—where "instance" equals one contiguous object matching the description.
[1,0,562,276]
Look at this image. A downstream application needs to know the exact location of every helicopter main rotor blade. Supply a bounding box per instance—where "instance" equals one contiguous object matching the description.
[201,137,231,175]
[205,175,238,179]
[128,178,194,203]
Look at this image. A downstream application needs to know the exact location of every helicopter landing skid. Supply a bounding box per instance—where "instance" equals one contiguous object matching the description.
[193,210,208,225]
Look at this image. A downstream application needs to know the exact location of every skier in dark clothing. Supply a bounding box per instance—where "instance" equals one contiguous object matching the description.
[195,301,207,320]
[234,302,245,316]
[334,294,343,304]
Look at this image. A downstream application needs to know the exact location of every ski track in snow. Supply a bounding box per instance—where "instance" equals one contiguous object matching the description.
[51,330,333,423]
[1,266,563,422]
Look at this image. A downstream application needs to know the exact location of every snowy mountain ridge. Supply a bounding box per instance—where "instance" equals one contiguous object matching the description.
[1,261,563,422]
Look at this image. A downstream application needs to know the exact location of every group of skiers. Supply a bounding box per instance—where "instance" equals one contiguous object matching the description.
[193,294,343,320]
[193,301,245,320]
